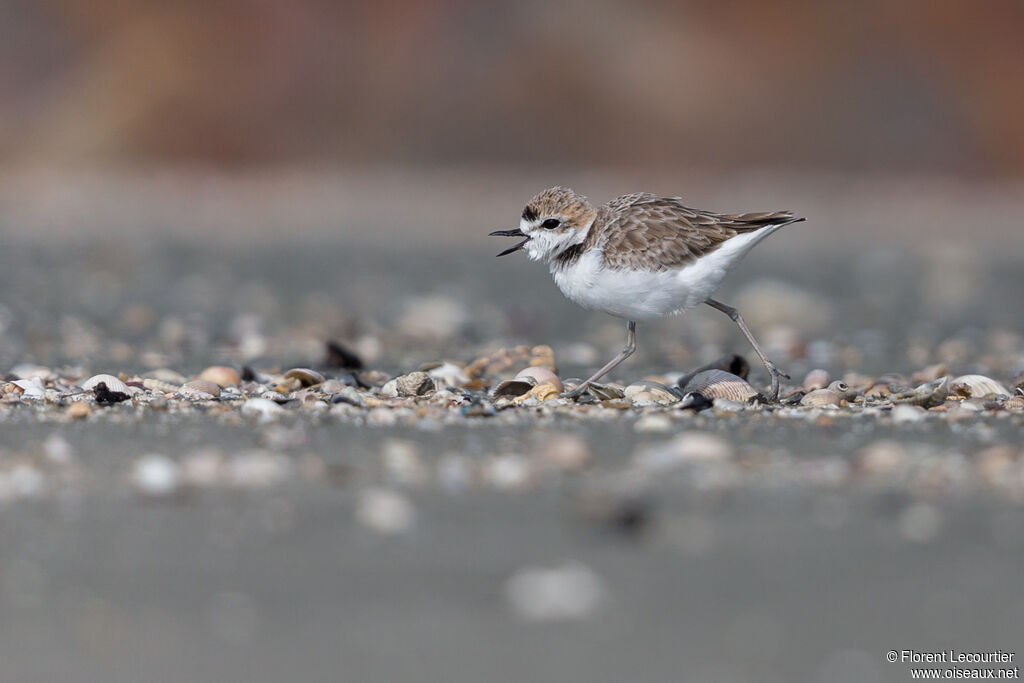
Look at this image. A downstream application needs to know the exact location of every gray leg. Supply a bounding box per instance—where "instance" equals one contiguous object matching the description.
[704,298,788,401]
[563,321,636,399]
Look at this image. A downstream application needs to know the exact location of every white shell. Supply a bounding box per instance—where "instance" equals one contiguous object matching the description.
[82,374,131,394]
[950,374,1010,398]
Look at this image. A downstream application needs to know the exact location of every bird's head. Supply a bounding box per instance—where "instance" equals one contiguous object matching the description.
[490,186,597,262]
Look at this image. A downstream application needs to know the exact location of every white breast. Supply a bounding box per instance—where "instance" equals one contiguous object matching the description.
[549,226,781,321]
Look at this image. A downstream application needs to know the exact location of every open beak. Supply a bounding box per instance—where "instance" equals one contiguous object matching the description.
[489,228,529,257]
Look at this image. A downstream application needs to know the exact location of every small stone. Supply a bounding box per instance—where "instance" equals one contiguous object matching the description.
[538,433,591,470]
[9,464,45,498]
[132,454,181,497]
[241,398,284,421]
[380,439,426,486]
[66,401,92,420]
[226,450,290,488]
[382,371,435,398]
[356,488,415,534]
[891,404,927,424]
[633,414,673,433]
[198,366,241,388]
[504,562,607,621]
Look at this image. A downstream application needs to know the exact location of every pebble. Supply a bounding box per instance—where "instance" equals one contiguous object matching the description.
[198,366,241,387]
[66,401,92,420]
[356,488,415,534]
[504,562,607,621]
[891,404,927,424]
[241,398,284,421]
[537,433,591,470]
[381,371,435,398]
[132,454,181,497]
[633,413,674,433]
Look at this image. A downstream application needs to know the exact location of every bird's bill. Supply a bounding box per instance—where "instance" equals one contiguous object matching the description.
[489,228,529,257]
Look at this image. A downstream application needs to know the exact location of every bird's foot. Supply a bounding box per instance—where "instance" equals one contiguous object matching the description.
[561,383,590,401]
[765,361,790,402]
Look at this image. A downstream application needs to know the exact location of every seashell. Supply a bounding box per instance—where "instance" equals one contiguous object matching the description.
[144,368,188,384]
[676,354,749,388]
[950,374,1010,399]
[283,368,325,387]
[802,369,829,392]
[514,366,563,392]
[180,379,222,398]
[893,376,949,408]
[513,382,561,404]
[682,369,759,402]
[82,374,130,394]
[491,378,535,398]
[800,388,841,408]
[424,361,470,388]
[624,381,681,407]
[1003,395,1024,411]
[827,380,857,400]
[142,377,180,393]
[586,381,625,401]
[198,366,241,387]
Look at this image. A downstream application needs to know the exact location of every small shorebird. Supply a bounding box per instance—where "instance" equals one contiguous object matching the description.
[490,186,804,400]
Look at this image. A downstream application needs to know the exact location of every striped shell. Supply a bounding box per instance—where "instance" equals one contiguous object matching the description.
[950,375,1010,399]
[180,379,222,398]
[82,374,131,394]
[142,377,181,393]
[800,388,842,408]
[682,370,759,401]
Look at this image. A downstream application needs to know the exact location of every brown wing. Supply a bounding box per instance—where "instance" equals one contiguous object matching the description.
[594,193,800,271]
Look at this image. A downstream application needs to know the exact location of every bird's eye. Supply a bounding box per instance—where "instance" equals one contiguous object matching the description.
[541,218,561,229]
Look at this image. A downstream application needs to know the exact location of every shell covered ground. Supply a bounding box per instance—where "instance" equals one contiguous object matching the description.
[2,175,1024,683]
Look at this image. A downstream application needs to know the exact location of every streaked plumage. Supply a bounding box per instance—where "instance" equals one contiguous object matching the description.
[490,186,804,400]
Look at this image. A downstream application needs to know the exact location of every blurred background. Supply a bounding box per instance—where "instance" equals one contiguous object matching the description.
[2,3,1024,683]
[3,0,1024,172]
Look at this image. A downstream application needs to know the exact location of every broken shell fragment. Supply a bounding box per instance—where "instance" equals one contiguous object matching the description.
[283,368,326,387]
[491,378,536,398]
[180,379,222,398]
[950,374,1010,399]
[893,376,950,409]
[624,381,681,407]
[585,382,626,401]
[682,369,759,402]
[514,366,563,392]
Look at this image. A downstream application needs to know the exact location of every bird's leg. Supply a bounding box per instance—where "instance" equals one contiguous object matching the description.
[704,298,788,401]
[563,320,637,399]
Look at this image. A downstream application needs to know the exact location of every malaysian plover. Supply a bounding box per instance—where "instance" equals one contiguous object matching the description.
[490,186,804,401]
